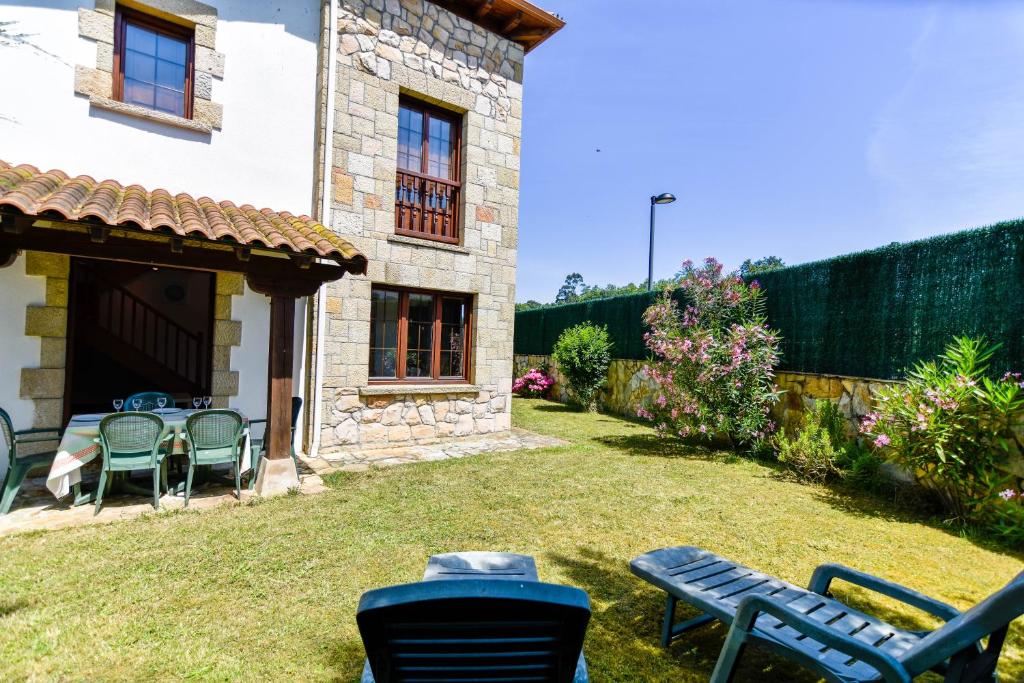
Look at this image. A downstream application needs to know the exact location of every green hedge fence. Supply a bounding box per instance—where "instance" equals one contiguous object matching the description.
[514,219,1024,380]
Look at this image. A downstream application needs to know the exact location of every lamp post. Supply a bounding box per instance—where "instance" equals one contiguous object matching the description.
[648,192,677,291]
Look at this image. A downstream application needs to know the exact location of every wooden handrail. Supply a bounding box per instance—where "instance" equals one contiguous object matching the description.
[89,272,206,385]
[396,167,462,188]
[395,169,461,244]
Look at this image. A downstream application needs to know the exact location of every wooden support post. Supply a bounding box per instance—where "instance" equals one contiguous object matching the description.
[246,280,311,497]
[266,294,295,460]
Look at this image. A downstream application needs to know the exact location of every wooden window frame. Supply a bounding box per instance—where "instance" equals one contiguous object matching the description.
[369,285,473,385]
[394,97,463,244]
[113,5,196,120]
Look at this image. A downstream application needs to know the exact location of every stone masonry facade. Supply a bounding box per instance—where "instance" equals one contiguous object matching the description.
[317,0,524,452]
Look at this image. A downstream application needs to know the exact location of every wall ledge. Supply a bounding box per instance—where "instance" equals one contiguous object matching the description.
[359,384,480,396]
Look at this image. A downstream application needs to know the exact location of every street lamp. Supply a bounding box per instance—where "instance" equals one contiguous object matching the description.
[648,192,676,291]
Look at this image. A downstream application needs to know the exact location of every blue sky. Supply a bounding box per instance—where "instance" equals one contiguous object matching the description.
[514,0,1024,302]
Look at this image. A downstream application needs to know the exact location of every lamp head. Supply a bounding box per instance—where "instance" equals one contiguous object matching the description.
[652,193,677,205]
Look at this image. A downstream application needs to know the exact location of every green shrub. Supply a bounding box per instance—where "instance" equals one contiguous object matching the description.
[860,336,1024,529]
[551,322,613,410]
[775,400,845,482]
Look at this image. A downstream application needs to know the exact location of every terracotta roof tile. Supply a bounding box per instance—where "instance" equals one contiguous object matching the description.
[0,160,367,272]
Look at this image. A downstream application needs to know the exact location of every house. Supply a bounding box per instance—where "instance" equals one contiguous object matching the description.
[0,0,562,494]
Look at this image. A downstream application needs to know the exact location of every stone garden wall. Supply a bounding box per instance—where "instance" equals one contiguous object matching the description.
[513,354,897,437]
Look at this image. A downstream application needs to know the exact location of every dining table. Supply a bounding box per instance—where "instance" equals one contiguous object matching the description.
[45,409,251,500]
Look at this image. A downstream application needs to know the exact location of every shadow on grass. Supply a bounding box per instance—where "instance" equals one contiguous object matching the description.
[0,597,29,618]
[327,639,368,682]
[591,432,738,464]
[531,403,584,413]
[546,547,820,682]
[810,482,1024,562]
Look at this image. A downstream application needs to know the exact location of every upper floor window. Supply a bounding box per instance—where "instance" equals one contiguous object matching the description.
[395,98,462,244]
[114,6,195,119]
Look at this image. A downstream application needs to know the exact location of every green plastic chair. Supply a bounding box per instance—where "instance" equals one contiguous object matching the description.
[246,418,266,491]
[124,392,175,411]
[183,410,245,506]
[95,412,170,515]
[0,407,63,515]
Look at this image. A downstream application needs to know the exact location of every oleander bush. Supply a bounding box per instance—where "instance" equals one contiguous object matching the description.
[860,336,1024,542]
[639,257,782,446]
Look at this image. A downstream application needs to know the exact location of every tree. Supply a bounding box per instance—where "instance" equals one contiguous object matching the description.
[554,273,586,304]
[516,300,543,312]
[739,256,785,279]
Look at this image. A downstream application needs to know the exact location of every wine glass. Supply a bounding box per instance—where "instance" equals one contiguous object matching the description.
[156,397,167,410]
[112,399,123,413]
[203,396,212,409]
[132,398,142,411]
[193,396,202,410]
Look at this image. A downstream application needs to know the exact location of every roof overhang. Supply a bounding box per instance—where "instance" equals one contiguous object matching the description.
[430,0,565,53]
[0,160,367,296]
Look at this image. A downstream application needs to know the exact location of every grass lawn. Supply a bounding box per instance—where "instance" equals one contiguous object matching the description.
[1,398,1021,682]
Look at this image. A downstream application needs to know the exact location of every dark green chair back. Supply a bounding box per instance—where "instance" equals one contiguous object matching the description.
[0,407,14,458]
[357,579,591,683]
[124,392,175,412]
[98,412,166,470]
[185,410,243,464]
[903,570,1024,676]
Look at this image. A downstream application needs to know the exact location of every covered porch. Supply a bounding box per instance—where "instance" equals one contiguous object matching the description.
[0,160,366,513]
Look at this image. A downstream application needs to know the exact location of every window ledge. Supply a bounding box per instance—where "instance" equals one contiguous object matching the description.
[360,384,480,396]
[387,234,469,254]
[89,96,212,135]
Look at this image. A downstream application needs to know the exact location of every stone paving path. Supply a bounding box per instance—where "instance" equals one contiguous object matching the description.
[0,429,565,536]
[305,427,565,475]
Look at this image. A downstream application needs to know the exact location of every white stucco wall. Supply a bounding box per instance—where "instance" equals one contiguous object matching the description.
[230,282,269,420]
[0,1,322,461]
[0,1,321,210]
[0,255,46,479]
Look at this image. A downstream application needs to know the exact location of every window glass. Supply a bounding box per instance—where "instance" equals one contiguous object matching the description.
[369,288,470,381]
[405,293,435,378]
[122,21,188,117]
[427,117,453,179]
[397,105,424,172]
[369,290,400,378]
[440,298,466,377]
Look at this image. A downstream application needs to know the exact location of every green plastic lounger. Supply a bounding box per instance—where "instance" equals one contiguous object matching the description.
[357,552,591,683]
[630,546,1024,683]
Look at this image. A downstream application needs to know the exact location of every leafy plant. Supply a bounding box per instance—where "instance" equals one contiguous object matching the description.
[512,368,555,398]
[551,323,613,410]
[639,257,782,446]
[738,255,785,279]
[860,336,1024,527]
[775,399,844,482]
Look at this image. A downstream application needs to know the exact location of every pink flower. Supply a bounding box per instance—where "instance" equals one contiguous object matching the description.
[999,489,1017,501]
[873,434,891,448]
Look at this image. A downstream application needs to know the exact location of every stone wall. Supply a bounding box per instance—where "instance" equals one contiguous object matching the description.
[513,354,897,437]
[317,0,525,452]
[328,387,508,447]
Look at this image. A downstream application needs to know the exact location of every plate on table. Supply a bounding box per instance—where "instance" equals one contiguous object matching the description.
[152,408,183,415]
[70,413,108,422]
